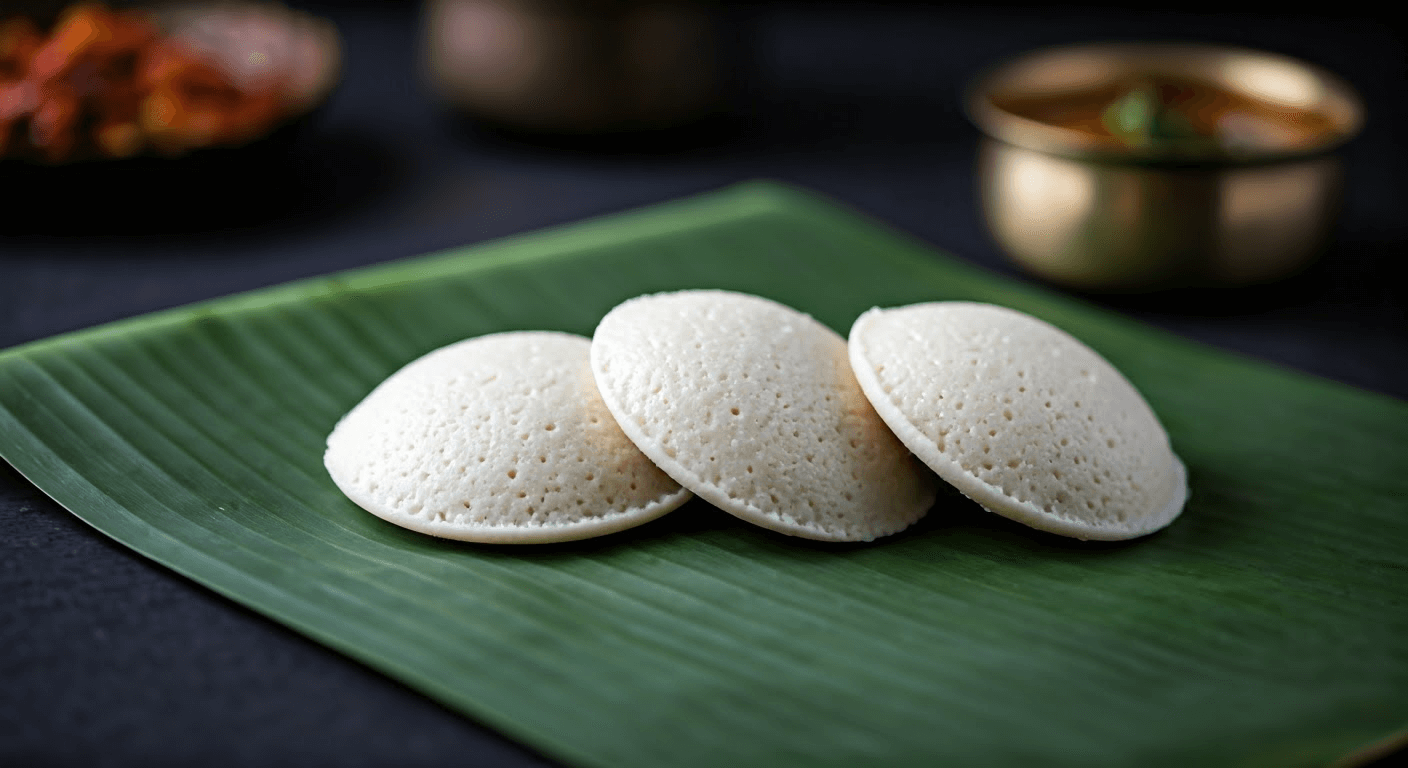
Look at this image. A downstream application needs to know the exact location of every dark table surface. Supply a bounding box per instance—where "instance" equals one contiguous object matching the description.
[2,1,1403,766]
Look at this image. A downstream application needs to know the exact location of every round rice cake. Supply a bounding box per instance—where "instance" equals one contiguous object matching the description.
[324,331,690,543]
[590,290,936,542]
[848,302,1187,540]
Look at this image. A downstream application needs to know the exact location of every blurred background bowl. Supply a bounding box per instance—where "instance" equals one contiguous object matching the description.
[1,1,343,234]
[421,0,723,136]
[1,1,341,164]
[967,43,1364,291]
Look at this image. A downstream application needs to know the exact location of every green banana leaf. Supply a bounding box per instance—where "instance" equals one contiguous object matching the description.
[1,181,1404,768]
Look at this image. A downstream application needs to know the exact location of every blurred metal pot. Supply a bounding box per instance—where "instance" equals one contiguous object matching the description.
[422,0,721,134]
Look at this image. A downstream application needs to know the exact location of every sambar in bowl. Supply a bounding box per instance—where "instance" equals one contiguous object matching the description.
[967,43,1363,290]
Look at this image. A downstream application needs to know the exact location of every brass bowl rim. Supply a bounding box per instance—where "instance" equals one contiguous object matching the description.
[965,42,1365,165]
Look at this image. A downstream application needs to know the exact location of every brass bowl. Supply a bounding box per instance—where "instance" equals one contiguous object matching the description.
[967,43,1364,290]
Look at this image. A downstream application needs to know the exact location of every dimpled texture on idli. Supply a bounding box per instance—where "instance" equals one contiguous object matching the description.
[324,332,690,543]
[591,290,936,542]
[849,302,1187,541]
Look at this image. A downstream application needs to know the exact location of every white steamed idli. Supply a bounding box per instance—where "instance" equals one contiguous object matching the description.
[849,302,1187,541]
[591,290,936,542]
[324,331,690,543]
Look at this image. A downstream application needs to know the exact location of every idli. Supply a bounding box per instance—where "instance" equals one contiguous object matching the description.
[325,331,690,543]
[849,302,1187,540]
[591,290,936,542]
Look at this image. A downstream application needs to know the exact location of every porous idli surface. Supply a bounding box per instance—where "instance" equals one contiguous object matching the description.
[324,332,690,543]
[591,290,936,542]
[849,302,1187,541]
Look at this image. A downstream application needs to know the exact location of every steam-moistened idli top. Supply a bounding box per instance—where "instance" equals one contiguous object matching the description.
[324,332,690,543]
[849,302,1187,541]
[591,290,936,542]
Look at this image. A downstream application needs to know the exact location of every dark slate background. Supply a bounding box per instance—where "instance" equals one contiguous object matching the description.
[2,2,1403,766]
